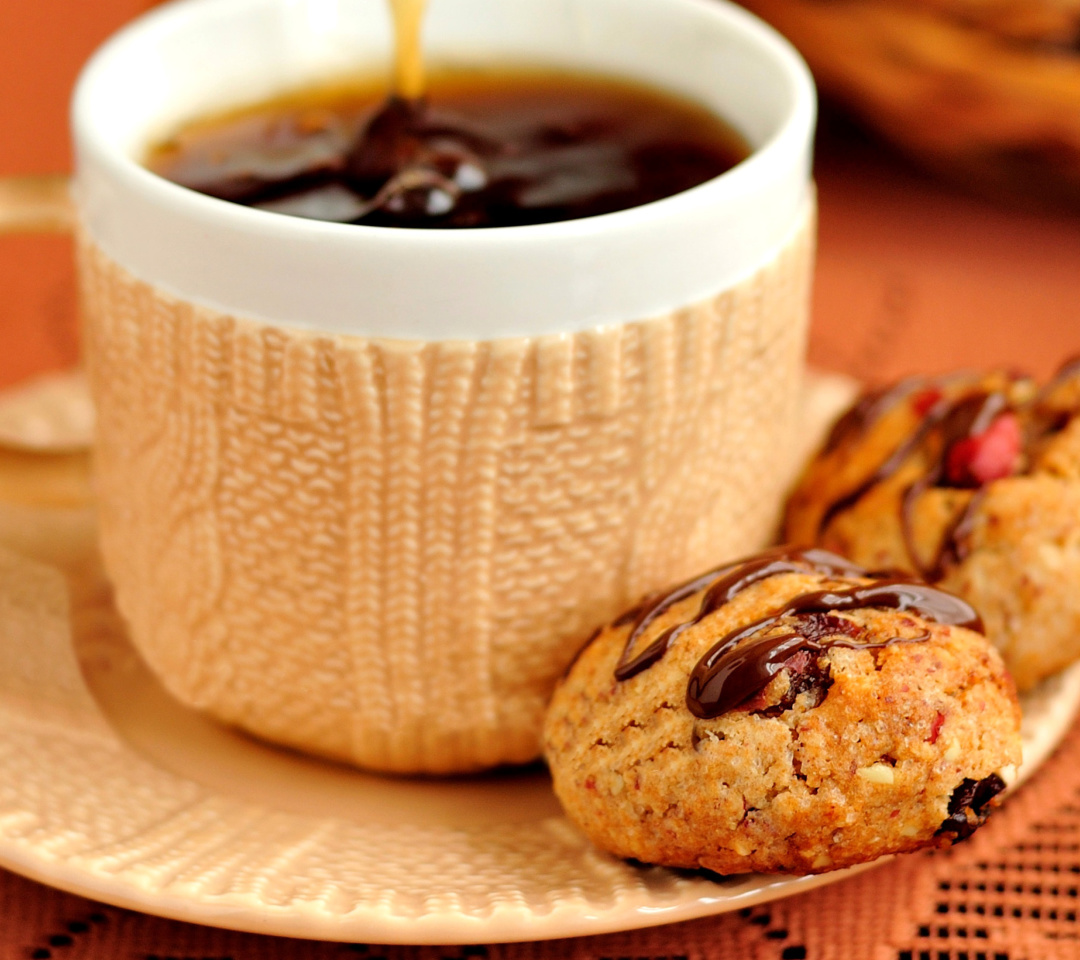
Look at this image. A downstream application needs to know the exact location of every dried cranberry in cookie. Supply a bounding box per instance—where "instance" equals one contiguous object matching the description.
[785,360,1080,690]
[543,547,1021,876]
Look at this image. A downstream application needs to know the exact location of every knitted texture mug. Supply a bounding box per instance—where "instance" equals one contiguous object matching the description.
[80,205,814,773]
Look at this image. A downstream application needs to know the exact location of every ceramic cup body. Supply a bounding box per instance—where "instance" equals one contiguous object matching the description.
[74,0,817,772]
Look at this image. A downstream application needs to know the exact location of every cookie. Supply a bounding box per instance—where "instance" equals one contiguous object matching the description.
[785,360,1080,691]
[543,547,1022,876]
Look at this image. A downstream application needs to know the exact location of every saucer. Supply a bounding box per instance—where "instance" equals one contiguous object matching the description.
[0,371,1075,945]
[0,370,93,453]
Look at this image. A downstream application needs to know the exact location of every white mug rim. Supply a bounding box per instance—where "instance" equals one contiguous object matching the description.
[72,0,817,339]
[75,0,814,244]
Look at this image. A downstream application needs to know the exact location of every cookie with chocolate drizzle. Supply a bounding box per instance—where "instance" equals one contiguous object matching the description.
[543,546,1021,876]
[785,360,1080,691]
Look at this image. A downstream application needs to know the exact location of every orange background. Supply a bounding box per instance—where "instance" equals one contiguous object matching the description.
[0,1,160,388]
[1,1,1079,390]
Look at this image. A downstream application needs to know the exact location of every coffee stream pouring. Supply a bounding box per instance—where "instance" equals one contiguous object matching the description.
[351,0,468,219]
[390,0,428,101]
[343,0,493,223]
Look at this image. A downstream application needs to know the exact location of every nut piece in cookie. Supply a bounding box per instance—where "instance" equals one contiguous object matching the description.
[785,360,1080,691]
[543,547,1022,876]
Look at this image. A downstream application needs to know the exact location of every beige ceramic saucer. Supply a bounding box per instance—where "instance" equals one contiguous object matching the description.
[0,370,94,453]
[0,371,1076,945]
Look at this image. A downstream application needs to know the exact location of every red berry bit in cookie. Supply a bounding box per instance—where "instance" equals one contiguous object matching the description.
[945,412,1021,487]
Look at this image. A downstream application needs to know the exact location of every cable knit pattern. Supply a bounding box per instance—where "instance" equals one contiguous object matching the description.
[77,204,814,773]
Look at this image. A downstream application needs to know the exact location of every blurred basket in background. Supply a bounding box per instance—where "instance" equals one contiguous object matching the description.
[740,0,1080,207]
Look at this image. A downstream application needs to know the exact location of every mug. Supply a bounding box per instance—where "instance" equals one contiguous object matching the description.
[5,0,816,773]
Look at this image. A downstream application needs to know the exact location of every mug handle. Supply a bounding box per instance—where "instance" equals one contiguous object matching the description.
[0,174,74,234]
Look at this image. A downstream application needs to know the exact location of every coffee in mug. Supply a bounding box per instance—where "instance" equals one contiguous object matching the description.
[147,69,750,229]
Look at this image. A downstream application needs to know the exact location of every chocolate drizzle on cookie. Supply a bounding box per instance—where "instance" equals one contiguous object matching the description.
[613,547,865,682]
[1040,354,1080,398]
[905,391,1018,578]
[1031,354,1080,438]
[814,360,1080,582]
[685,577,981,719]
[820,388,1013,574]
[607,545,981,720]
[820,377,924,455]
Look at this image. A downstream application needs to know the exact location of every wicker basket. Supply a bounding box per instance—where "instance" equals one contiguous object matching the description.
[742,0,1080,205]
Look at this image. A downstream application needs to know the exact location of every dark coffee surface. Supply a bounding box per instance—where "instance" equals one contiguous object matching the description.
[146,70,748,228]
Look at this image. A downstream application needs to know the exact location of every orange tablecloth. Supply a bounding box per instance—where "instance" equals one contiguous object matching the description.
[5,5,1080,958]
